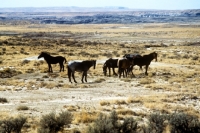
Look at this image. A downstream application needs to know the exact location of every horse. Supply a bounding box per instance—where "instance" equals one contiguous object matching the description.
[118,58,134,78]
[123,53,142,75]
[130,52,157,75]
[38,52,67,73]
[103,58,118,76]
[67,60,96,83]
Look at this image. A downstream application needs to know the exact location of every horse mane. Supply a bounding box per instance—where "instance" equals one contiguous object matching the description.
[41,51,50,55]
[143,52,157,57]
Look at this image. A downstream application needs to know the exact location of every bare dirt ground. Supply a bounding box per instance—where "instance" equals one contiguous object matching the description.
[0,23,200,132]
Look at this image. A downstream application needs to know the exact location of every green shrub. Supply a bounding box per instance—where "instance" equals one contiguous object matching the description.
[86,113,114,133]
[147,113,168,133]
[0,116,27,133]
[86,110,137,133]
[38,111,73,133]
[169,112,200,133]
[21,59,30,65]
[25,68,34,73]
[146,112,200,133]
[2,47,6,51]
[0,97,8,103]
[17,105,29,111]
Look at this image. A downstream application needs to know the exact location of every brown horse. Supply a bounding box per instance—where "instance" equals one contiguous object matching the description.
[67,60,96,83]
[123,53,142,75]
[131,52,157,75]
[38,52,67,73]
[103,58,118,76]
[118,58,134,78]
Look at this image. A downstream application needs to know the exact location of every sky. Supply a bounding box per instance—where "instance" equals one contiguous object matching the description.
[0,0,200,10]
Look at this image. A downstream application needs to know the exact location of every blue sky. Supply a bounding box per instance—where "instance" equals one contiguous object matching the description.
[0,0,200,10]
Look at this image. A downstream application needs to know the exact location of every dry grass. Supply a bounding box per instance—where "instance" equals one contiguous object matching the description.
[139,77,155,84]
[0,22,200,132]
[116,109,136,116]
[73,111,98,124]
[112,99,127,105]
[126,96,141,103]
[100,100,111,106]
[16,105,29,111]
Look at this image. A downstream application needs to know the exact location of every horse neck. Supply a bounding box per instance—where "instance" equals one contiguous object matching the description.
[88,61,95,68]
[149,54,156,61]
[43,54,52,60]
[103,63,107,68]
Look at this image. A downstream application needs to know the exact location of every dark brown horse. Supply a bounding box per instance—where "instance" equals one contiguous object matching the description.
[123,53,142,75]
[118,58,134,78]
[67,60,96,83]
[103,58,118,76]
[38,52,67,73]
[131,52,157,75]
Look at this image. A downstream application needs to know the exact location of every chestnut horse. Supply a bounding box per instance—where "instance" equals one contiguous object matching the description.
[118,58,134,78]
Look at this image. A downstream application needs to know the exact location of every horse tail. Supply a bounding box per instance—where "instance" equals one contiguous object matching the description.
[64,57,67,63]
[118,59,122,73]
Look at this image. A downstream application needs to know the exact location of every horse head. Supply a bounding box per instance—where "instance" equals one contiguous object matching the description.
[38,52,44,59]
[153,52,157,62]
[38,52,50,59]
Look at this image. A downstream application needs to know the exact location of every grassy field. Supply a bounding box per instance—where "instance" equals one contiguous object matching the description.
[0,23,200,132]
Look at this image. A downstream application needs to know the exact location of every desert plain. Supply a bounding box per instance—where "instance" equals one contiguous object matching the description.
[0,10,200,132]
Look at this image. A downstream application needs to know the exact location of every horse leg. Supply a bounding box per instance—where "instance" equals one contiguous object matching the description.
[48,64,52,73]
[121,68,125,78]
[112,68,117,76]
[118,68,121,78]
[81,71,87,83]
[122,69,124,78]
[68,67,72,83]
[72,72,77,83]
[139,66,143,71]
[123,69,127,78]
[145,65,149,75]
[129,66,135,78]
[59,62,64,72]
[59,63,62,72]
[84,71,87,82]
[62,62,65,72]
[62,64,64,71]
[108,67,111,76]
[125,68,128,77]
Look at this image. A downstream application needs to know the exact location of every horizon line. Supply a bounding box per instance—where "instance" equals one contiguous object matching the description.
[0,6,197,11]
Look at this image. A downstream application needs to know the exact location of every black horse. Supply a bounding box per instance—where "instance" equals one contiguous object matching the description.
[130,52,157,75]
[38,52,67,73]
[118,58,134,78]
[103,58,118,76]
[67,60,96,83]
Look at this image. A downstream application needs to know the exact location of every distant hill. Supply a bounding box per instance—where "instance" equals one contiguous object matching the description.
[0,6,141,12]
[0,7,200,24]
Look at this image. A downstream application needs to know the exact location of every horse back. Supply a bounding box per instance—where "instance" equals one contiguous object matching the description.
[68,60,94,72]
[68,61,82,72]
[118,58,131,68]
[105,58,118,68]
[134,56,150,66]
